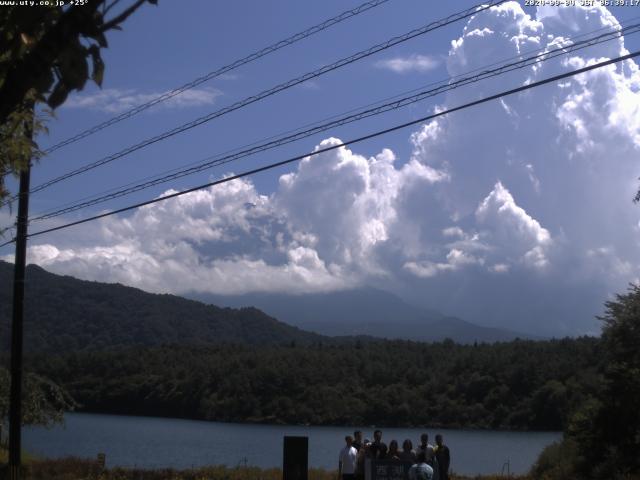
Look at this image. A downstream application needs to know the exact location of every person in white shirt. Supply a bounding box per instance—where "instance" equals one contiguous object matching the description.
[416,433,439,480]
[338,435,358,480]
[409,451,434,480]
[416,433,435,458]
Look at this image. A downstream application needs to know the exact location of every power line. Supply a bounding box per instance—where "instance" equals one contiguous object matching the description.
[0,49,633,248]
[5,16,638,228]
[28,21,640,222]
[19,0,506,201]
[32,13,640,221]
[41,0,393,155]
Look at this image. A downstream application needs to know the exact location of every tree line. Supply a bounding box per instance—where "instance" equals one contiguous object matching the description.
[27,337,600,431]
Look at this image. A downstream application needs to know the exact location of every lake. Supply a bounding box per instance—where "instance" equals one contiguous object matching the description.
[24,413,560,476]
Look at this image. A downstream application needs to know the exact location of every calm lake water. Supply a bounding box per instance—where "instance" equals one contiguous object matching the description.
[24,413,560,476]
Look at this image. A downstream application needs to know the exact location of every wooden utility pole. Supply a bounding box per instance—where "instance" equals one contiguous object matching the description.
[8,116,32,480]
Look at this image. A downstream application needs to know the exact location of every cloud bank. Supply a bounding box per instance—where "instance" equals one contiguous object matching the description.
[14,2,640,335]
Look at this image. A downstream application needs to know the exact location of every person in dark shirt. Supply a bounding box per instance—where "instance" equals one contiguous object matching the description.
[399,439,416,463]
[369,429,388,459]
[387,440,400,460]
[353,430,363,452]
[434,434,450,480]
[355,439,370,480]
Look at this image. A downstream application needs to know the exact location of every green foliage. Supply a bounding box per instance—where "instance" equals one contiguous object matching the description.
[28,337,600,431]
[529,438,580,480]
[0,366,76,428]
[0,94,49,216]
[0,1,155,201]
[564,285,640,479]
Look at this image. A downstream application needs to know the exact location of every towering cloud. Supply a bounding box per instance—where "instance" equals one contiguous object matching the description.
[8,2,640,335]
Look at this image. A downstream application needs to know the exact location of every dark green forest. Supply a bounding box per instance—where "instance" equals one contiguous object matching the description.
[0,261,324,351]
[28,337,600,431]
[7,260,640,478]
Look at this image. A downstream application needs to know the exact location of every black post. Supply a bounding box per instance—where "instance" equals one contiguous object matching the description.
[283,436,308,480]
[8,147,32,479]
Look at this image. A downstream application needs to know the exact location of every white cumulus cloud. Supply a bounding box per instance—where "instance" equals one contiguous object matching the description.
[10,2,640,336]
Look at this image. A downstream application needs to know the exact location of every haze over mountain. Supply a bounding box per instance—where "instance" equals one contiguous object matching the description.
[189,288,536,343]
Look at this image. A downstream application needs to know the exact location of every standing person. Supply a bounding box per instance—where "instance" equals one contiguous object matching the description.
[399,439,416,463]
[370,429,388,459]
[355,439,370,480]
[387,440,400,460]
[408,451,434,480]
[339,435,358,480]
[416,434,439,480]
[416,433,434,459]
[353,430,363,452]
[434,434,450,480]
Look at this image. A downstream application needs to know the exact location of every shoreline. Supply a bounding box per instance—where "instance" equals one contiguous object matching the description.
[64,410,563,434]
[24,412,556,476]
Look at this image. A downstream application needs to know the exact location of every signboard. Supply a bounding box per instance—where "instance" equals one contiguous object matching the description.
[367,460,412,480]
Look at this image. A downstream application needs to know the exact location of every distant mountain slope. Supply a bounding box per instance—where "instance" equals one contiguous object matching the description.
[190,288,437,332]
[0,261,324,352]
[189,288,534,343]
[424,316,531,343]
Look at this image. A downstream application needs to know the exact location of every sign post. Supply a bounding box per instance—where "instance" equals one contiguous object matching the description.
[283,436,308,480]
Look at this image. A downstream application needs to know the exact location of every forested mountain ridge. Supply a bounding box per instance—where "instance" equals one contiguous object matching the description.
[0,261,324,351]
[29,337,601,430]
[1,261,528,351]
[1,261,605,433]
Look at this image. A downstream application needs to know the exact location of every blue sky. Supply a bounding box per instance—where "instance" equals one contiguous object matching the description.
[3,0,640,336]
[28,0,488,205]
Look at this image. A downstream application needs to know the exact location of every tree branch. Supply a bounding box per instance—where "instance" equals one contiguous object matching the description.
[100,0,148,32]
[0,4,101,126]
[0,0,151,126]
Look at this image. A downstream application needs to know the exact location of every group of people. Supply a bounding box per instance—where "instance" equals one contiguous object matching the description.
[338,430,450,480]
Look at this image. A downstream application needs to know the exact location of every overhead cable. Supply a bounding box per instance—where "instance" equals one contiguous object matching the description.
[0,49,632,247]
[21,0,506,200]
[42,0,393,154]
[28,21,640,222]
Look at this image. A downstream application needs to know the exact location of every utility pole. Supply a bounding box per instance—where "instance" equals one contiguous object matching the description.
[8,111,33,480]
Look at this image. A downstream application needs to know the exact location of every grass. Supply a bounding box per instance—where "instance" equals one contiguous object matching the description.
[0,456,533,480]
[0,447,532,479]
[0,447,38,465]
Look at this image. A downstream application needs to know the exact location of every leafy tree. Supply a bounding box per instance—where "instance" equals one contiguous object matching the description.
[0,366,77,436]
[566,284,640,479]
[530,380,569,430]
[0,0,157,202]
[531,438,580,480]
